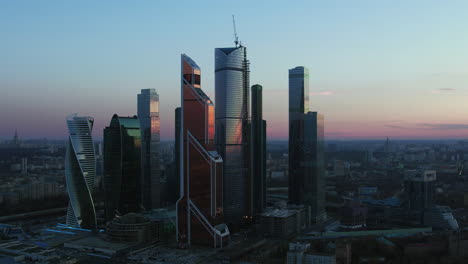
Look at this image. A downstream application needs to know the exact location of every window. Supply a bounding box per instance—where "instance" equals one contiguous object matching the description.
[194,74,201,85]
[183,74,192,84]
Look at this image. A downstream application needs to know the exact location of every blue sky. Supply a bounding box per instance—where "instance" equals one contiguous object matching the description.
[2,0,468,139]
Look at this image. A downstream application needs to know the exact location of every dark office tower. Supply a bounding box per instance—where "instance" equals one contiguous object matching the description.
[404,170,436,211]
[289,67,309,116]
[215,46,251,225]
[65,114,97,229]
[138,89,161,210]
[103,115,142,221]
[251,84,267,216]
[168,107,182,204]
[289,66,309,208]
[288,67,326,224]
[176,54,229,248]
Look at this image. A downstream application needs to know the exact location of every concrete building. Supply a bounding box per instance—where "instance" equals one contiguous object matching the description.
[259,205,310,239]
[287,242,336,264]
[424,206,459,230]
[106,213,159,243]
[340,200,368,229]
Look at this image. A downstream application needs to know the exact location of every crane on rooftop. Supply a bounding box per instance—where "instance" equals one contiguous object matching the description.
[232,15,240,47]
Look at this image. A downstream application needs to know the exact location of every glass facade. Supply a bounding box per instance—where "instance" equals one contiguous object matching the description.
[288,66,309,115]
[65,114,97,229]
[103,114,141,221]
[251,84,267,216]
[288,67,326,223]
[138,89,161,210]
[176,54,229,248]
[215,46,251,225]
[169,107,181,204]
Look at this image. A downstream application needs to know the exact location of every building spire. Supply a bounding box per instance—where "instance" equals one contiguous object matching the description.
[13,129,19,145]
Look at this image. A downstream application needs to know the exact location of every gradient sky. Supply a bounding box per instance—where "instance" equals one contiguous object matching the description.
[2,0,468,140]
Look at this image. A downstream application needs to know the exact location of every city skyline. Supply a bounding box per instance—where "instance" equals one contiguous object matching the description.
[2,2,468,262]
[2,1,468,140]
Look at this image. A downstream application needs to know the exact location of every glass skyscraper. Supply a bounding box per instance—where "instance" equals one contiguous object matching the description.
[288,66,309,116]
[251,84,267,216]
[288,67,326,223]
[65,114,97,229]
[176,54,229,248]
[215,46,251,225]
[103,114,141,221]
[138,89,161,210]
[169,107,181,205]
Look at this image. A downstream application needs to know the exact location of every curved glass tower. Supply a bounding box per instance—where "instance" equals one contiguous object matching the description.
[65,114,97,229]
[104,114,141,221]
[176,54,229,248]
[215,46,251,225]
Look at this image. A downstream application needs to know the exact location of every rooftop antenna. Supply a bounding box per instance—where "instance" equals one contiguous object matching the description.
[232,15,239,47]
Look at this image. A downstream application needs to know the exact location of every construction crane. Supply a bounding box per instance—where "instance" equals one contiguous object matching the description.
[232,15,239,47]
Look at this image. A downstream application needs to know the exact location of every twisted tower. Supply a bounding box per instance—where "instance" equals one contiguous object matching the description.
[65,114,97,229]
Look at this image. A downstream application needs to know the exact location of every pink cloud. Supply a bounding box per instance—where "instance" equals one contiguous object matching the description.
[431,88,456,94]
[311,90,335,96]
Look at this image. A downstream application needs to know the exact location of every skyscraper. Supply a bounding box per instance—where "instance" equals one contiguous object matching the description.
[404,170,436,211]
[138,89,161,210]
[168,107,181,204]
[176,54,229,248]
[65,114,97,229]
[288,67,326,223]
[104,114,141,221]
[251,84,267,216]
[215,46,251,225]
[289,67,309,116]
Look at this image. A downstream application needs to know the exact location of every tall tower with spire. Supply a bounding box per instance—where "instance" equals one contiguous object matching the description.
[13,129,19,146]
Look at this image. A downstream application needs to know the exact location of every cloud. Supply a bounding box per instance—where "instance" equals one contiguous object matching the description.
[384,124,409,129]
[420,123,468,130]
[311,91,335,96]
[431,88,456,94]
[383,122,468,130]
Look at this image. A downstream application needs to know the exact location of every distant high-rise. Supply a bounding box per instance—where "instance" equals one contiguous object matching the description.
[176,54,229,248]
[13,129,19,145]
[288,67,326,223]
[104,114,141,221]
[65,114,97,229]
[404,170,436,211]
[138,89,161,210]
[215,46,251,225]
[251,84,267,216]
